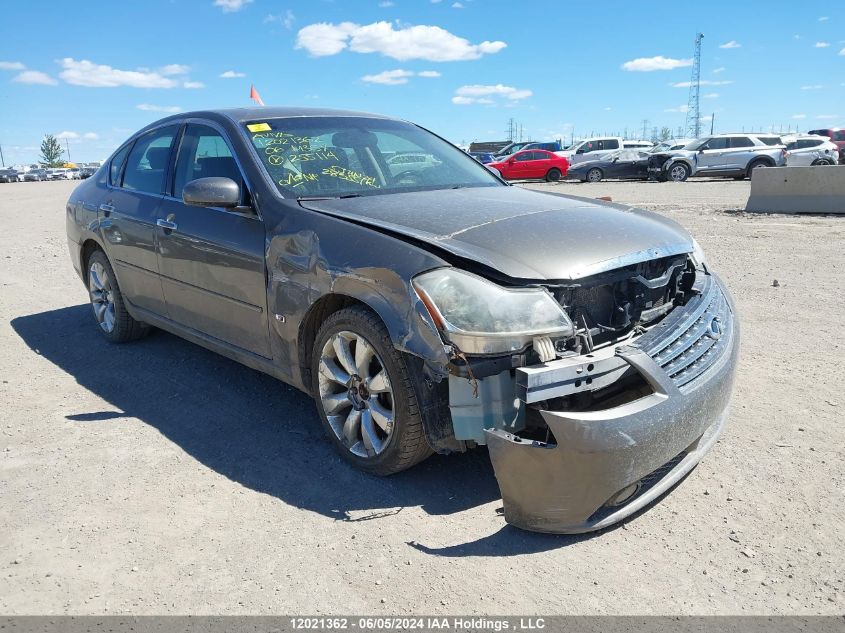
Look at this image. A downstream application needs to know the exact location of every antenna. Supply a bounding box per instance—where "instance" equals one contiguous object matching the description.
[685,33,704,138]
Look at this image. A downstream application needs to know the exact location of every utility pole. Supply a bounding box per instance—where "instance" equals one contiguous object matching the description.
[641,119,649,140]
[0,143,4,167]
[710,112,715,135]
[506,118,516,142]
[64,138,71,162]
[685,32,704,138]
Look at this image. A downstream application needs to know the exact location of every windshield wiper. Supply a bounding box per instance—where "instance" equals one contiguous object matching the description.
[296,193,363,201]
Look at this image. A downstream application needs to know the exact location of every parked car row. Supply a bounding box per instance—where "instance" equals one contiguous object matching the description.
[467,126,843,183]
[0,165,99,183]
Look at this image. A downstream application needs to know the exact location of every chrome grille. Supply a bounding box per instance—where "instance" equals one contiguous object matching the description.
[634,275,733,390]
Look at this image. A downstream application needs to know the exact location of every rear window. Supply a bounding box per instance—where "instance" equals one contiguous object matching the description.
[833,131,845,142]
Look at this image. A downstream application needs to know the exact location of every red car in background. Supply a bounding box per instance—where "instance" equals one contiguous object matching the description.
[489,149,570,182]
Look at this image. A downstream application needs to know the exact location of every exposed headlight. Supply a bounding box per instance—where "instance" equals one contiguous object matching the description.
[412,268,574,354]
[690,238,707,270]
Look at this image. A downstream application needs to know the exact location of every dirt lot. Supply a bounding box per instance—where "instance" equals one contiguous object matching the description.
[1,179,842,615]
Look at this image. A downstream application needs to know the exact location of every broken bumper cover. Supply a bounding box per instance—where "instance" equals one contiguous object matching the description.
[485,273,739,533]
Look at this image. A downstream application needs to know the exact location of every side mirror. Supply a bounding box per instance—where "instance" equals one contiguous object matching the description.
[182,177,241,209]
[698,148,706,154]
[612,157,619,162]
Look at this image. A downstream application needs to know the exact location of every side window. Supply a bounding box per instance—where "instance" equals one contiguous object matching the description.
[173,124,242,200]
[833,131,845,142]
[604,139,620,150]
[109,143,132,186]
[514,152,532,162]
[703,138,728,150]
[534,151,549,160]
[122,126,178,194]
[729,137,755,148]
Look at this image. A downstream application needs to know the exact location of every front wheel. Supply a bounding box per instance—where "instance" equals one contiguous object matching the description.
[668,163,690,182]
[545,168,562,182]
[312,306,432,475]
[87,250,149,343]
[811,159,833,166]
[586,168,603,183]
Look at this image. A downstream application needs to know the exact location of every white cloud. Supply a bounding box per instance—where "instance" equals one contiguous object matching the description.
[800,84,823,90]
[183,81,204,89]
[703,93,719,99]
[671,79,734,88]
[12,70,57,85]
[816,114,840,120]
[379,1,394,6]
[814,42,830,48]
[83,132,99,140]
[137,104,182,113]
[56,131,80,140]
[621,56,692,72]
[59,58,180,88]
[840,48,845,56]
[296,21,506,61]
[264,10,295,29]
[452,83,532,105]
[791,114,807,120]
[362,69,415,85]
[719,40,741,49]
[712,66,725,74]
[452,2,465,7]
[362,69,442,84]
[220,70,246,78]
[603,106,612,111]
[213,0,253,12]
[664,105,689,113]
[0,61,26,71]
[818,16,829,21]
[160,64,190,75]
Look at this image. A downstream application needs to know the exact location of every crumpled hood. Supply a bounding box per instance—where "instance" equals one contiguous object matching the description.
[300,186,693,281]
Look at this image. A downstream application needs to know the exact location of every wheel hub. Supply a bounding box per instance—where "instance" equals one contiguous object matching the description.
[346,374,369,410]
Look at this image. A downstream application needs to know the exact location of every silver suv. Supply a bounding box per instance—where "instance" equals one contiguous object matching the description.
[660,134,786,181]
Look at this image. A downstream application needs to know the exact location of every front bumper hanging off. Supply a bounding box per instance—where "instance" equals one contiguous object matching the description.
[484,273,739,534]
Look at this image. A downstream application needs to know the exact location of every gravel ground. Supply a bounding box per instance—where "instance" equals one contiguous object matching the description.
[0,179,842,615]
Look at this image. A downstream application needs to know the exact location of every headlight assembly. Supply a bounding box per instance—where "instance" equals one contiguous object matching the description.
[412,268,574,354]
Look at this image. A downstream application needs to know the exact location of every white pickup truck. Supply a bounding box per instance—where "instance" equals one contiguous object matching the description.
[556,137,624,165]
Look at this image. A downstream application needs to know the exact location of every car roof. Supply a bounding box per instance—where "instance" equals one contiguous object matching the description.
[161,106,395,124]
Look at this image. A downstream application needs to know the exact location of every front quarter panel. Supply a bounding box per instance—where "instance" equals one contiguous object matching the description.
[262,203,452,391]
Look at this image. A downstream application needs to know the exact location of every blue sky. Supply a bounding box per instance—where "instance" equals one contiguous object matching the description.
[1,0,843,164]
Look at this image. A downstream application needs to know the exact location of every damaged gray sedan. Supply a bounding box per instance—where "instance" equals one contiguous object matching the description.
[65,107,739,533]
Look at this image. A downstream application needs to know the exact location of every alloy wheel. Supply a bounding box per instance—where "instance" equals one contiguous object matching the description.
[669,165,688,182]
[318,331,395,458]
[89,261,116,333]
[587,169,602,182]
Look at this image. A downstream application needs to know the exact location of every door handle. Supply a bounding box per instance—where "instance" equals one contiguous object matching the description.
[99,203,114,215]
[156,218,178,231]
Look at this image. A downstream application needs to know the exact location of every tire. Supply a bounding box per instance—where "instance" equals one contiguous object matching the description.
[311,306,433,476]
[668,162,690,182]
[86,249,149,343]
[746,159,770,178]
[586,168,603,183]
[545,168,562,182]
[811,159,833,166]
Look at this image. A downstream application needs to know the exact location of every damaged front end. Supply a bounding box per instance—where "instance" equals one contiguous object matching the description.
[418,251,739,534]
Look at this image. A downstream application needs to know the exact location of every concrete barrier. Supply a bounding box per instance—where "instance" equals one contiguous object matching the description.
[745,166,845,214]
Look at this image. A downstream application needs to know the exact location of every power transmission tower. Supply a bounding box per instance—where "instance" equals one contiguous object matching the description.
[641,119,649,140]
[685,33,704,138]
[506,118,516,142]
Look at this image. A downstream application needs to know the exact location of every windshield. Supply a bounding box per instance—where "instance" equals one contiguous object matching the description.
[245,117,501,199]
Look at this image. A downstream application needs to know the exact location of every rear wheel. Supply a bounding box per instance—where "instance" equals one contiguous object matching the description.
[747,159,770,178]
[811,159,833,166]
[86,250,149,343]
[312,306,432,476]
[668,163,690,182]
[586,168,603,183]
[545,168,562,182]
